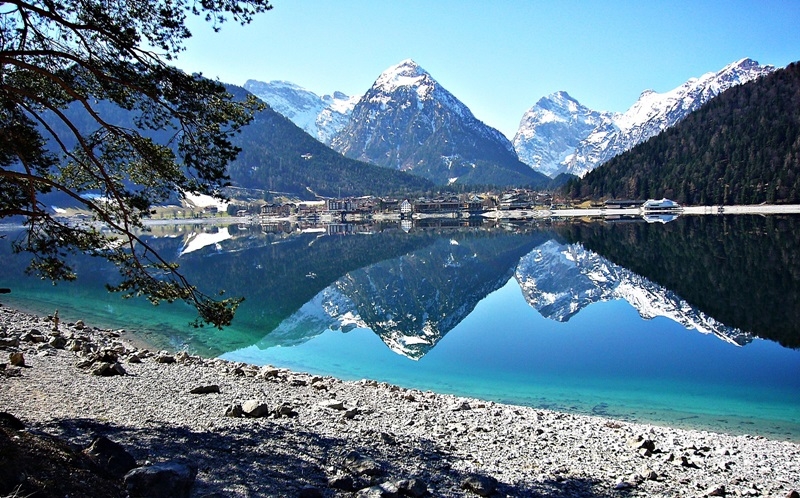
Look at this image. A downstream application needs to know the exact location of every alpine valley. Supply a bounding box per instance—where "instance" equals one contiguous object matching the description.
[247,58,775,185]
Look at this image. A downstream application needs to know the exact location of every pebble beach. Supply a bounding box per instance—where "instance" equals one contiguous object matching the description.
[1,305,799,497]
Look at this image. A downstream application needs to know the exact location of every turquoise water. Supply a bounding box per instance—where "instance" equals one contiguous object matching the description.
[2,218,800,441]
[223,278,800,440]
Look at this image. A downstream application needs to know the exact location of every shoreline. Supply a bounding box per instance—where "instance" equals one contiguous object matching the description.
[1,305,798,497]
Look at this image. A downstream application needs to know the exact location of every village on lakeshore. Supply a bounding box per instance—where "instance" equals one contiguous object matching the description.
[245,189,800,227]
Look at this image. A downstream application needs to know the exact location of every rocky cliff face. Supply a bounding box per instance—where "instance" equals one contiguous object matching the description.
[512,91,614,178]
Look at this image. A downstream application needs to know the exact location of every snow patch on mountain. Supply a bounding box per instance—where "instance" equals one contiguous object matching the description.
[243,79,358,144]
[515,240,751,346]
[514,58,775,178]
[512,91,614,178]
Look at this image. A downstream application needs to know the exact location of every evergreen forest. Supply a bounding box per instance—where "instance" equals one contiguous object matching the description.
[565,61,800,205]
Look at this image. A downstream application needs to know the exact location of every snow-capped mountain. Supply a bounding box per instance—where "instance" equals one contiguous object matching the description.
[515,240,752,346]
[515,58,775,178]
[259,232,544,359]
[512,91,615,178]
[331,59,548,187]
[243,79,358,144]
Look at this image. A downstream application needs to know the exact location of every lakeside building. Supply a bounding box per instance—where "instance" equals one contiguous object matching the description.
[258,190,553,221]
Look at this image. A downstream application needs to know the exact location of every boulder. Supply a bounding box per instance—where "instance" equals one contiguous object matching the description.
[397,478,428,497]
[319,400,345,410]
[241,400,269,418]
[257,366,280,379]
[275,404,298,418]
[124,461,197,498]
[356,481,399,497]
[91,362,126,376]
[0,337,19,347]
[224,404,243,418]
[189,385,220,394]
[0,412,25,430]
[706,484,726,496]
[155,354,175,364]
[344,451,383,477]
[328,474,355,491]
[8,352,24,367]
[451,401,472,412]
[461,474,498,496]
[83,436,137,478]
[48,335,67,349]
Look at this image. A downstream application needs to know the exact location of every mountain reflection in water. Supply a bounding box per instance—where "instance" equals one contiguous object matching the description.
[3,215,800,439]
[1,215,797,355]
[267,232,752,360]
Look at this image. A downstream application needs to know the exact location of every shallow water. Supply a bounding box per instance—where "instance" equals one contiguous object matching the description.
[2,216,799,440]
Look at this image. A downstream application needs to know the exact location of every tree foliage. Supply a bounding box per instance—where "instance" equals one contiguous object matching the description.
[0,0,272,327]
[566,61,800,205]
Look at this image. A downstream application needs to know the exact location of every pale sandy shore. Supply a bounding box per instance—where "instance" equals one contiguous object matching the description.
[1,305,799,497]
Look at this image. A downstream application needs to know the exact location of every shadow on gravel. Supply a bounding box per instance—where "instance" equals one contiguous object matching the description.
[33,416,615,497]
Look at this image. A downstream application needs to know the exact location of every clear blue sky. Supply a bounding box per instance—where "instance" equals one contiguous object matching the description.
[174,0,800,139]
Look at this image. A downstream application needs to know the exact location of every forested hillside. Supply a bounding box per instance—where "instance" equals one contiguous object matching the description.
[565,61,800,205]
[225,85,434,199]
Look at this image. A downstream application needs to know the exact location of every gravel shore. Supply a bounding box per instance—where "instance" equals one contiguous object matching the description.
[1,305,798,497]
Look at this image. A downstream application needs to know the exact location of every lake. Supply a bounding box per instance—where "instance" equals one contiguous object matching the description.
[2,214,799,441]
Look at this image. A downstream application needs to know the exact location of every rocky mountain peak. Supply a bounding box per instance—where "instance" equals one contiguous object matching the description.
[243,79,356,144]
[514,57,776,178]
[331,60,546,186]
[512,91,613,178]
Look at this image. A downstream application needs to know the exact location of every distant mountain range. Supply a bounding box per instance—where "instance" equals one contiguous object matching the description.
[513,58,775,178]
[245,62,549,187]
[568,60,800,205]
[246,57,775,185]
[243,80,358,144]
[332,60,549,186]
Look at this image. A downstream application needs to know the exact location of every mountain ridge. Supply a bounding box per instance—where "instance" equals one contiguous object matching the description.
[330,59,548,187]
[514,58,775,178]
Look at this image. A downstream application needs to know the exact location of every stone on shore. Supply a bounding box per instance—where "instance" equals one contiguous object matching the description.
[461,474,498,496]
[83,436,138,478]
[241,399,269,418]
[189,384,220,394]
[124,461,197,498]
[0,306,798,498]
[9,352,24,367]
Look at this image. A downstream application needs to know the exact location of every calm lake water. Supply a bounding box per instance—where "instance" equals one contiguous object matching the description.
[2,215,799,441]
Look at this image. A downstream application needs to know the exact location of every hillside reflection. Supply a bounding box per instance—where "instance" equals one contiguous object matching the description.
[2,215,799,356]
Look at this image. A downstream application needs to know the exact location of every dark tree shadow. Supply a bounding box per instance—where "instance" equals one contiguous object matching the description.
[29,415,618,497]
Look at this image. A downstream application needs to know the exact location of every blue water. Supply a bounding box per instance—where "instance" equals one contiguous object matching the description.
[223,278,800,440]
[3,220,800,441]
